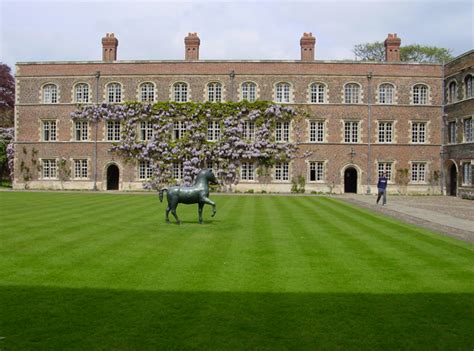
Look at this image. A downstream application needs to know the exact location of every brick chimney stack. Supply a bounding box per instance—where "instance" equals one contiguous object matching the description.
[300,32,316,61]
[185,33,200,60]
[102,33,118,62]
[384,33,401,62]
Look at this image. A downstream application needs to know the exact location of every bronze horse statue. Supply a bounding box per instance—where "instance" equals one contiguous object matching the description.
[159,168,218,224]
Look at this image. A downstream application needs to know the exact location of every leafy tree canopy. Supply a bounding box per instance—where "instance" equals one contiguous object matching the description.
[0,63,15,127]
[353,42,454,63]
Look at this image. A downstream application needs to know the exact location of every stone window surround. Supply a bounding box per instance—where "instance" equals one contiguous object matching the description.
[205,81,226,103]
[72,82,91,104]
[104,81,124,103]
[376,82,397,105]
[39,118,58,142]
[409,160,429,184]
[71,158,90,180]
[409,120,430,144]
[40,82,60,104]
[273,81,294,104]
[342,82,363,104]
[137,81,157,102]
[239,81,259,102]
[307,159,327,183]
[410,83,431,105]
[376,120,397,144]
[462,73,473,100]
[307,119,327,143]
[446,78,458,105]
[307,82,328,104]
[170,81,191,102]
[273,161,290,182]
[39,157,58,180]
[240,161,256,182]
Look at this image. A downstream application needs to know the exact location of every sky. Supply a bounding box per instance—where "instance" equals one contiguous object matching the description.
[0,0,473,71]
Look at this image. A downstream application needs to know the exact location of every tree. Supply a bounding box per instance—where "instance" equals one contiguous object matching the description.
[0,63,15,128]
[353,42,454,63]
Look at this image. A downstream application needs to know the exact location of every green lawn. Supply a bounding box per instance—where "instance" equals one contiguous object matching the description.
[0,192,472,350]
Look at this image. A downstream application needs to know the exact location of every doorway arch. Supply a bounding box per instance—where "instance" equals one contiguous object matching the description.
[449,162,457,196]
[344,167,358,193]
[106,164,119,190]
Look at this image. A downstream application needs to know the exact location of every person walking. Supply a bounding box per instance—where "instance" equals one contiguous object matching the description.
[376,172,388,205]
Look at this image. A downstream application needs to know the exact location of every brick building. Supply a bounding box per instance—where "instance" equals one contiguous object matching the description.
[13,32,470,195]
[443,50,474,198]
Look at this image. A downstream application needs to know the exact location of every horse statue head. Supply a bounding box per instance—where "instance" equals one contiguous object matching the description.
[195,168,219,186]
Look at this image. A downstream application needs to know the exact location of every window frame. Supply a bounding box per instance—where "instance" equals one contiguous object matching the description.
[274,162,289,182]
[73,82,90,103]
[377,121,394,144]
[344,83,361,104]
[275,82,291,103]
[42,83,59,104]
[378,83,395,104]
[275,121,290,142]
[464,74,473,99]
[139,82,156,103]
[42,120,57,142]
[309,120,325,143]
[309,161,324,182]
[412,84,429,105]
[172,82,189,103]
[139,121,154,141]
[106,120,121,141]
[74,120,89,141]
[411,121,427,144]
[207,120,221,142]
[241,81,257,102]
[410,162,427,183]
[240,162,255,181]
[73,159,88,179]
[41,159,58,179]
[462,162,472,186]
[309,82,326,104]
[463,117,473,143]
[106,82,123,103]
[344,120,359,143]
[139,160,153,180]
[207,82,223,103]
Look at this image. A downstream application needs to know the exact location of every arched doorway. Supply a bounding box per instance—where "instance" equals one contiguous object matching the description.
[449,163,457,196]
[344,167,358,193]
[106,164,119,190]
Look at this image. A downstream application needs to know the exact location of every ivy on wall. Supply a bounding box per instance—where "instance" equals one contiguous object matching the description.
[71,101,298,189]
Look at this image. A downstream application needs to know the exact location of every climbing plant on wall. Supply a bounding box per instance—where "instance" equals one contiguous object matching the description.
[71,101,298,190]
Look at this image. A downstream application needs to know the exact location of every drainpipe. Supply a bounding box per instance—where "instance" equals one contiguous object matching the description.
[440,61,446,195]
[93,70,100,191]
[229,70,236,102]
[366,71,373,194]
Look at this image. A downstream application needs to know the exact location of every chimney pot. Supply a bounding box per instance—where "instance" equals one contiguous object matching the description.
[102,33,118,62]
[300,32,316,61]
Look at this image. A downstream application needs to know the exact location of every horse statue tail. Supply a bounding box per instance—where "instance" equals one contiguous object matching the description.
[159,188,168,202]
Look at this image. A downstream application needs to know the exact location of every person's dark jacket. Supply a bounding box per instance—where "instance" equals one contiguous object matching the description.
[377,176,388,190]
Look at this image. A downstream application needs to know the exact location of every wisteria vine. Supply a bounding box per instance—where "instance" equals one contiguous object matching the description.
[0,127,14,180]
[71,101,298,189]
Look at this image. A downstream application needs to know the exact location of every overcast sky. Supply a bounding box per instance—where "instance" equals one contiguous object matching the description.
[1,0,473,71]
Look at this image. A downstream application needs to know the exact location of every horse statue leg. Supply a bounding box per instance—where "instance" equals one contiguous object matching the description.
[165,206,171,223]
[198,202,204,224]
[170,203,181,225]
[201,196,217,217]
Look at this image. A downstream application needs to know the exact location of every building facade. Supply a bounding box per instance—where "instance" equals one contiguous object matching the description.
[14,32,460,194]
[443,50,474,198]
